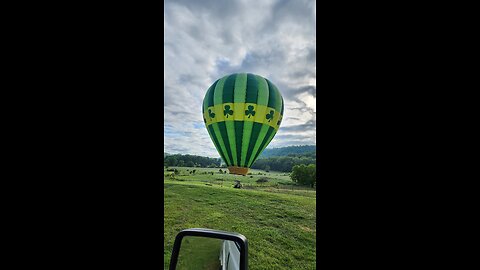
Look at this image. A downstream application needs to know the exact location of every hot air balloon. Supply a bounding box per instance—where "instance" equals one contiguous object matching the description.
[202,73,284,175]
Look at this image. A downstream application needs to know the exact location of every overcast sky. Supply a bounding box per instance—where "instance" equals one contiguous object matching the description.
[164,0,316,158]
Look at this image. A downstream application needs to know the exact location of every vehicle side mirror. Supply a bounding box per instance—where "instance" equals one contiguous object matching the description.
[169,228,248,270]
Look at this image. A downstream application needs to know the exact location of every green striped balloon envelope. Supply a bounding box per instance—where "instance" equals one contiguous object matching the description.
[202,73,284,175]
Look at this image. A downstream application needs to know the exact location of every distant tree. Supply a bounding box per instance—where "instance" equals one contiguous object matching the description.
[264,165,270,172]
[253,159,267,170]
[178,160,185,167]
[174,169,179,175]
[186,161,195,167]
[219,169,223,173]
[165,156,178,166]
[192,169,196,174]
[305,164,316,188]
[291,164,305,185]
[290,164,316,187]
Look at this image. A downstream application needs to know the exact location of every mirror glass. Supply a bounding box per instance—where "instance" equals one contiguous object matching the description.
[176,236,240,270]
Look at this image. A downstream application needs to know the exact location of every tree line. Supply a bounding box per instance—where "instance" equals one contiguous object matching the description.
[250,151,316,172]
[164,151,316,173]
[164,154,221,168]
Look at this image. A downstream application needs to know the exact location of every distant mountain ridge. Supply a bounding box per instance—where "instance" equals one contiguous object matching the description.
[259,145,316,158]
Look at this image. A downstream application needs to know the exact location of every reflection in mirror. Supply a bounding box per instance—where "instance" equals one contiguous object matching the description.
[176,236,240,270]
[219,239,241,270]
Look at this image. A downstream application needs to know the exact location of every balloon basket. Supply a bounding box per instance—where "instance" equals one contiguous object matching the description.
[227,166,249,176]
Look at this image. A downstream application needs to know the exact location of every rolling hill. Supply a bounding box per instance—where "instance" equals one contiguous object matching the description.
[259,145,316,158]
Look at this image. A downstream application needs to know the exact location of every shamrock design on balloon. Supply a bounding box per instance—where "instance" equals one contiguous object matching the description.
[266,110,274,122]
[224,105,233,118]
[245,105,255,118]
[208,109,216,119]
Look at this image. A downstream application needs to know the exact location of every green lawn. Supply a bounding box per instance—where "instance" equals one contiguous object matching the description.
[164,166,316,270]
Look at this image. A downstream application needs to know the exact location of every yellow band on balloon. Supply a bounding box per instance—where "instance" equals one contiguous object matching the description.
[204,103,282,131]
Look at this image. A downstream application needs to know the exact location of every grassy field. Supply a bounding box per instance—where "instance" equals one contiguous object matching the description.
[164,167,316,198]
[164,166,316,270]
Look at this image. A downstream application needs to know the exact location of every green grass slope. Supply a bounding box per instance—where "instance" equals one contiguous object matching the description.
[164,175,316,270]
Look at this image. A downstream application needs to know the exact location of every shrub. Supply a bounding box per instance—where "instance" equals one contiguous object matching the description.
[256,177,269,183]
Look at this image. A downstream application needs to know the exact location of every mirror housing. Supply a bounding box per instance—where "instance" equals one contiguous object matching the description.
[169,228,248,270]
